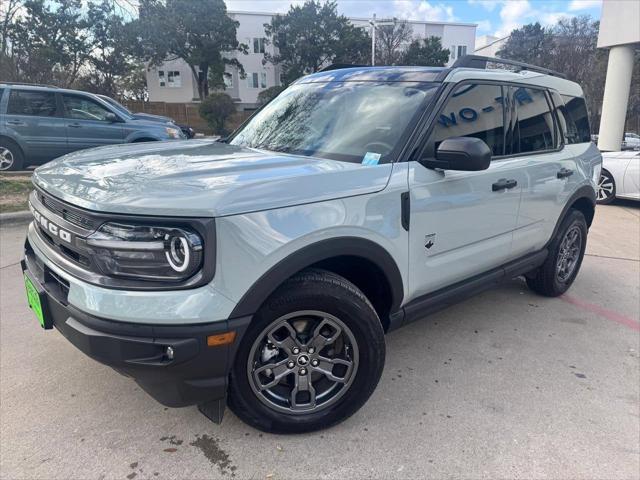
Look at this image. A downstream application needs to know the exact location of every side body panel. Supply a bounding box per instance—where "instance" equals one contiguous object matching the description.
[622,154,640,199]
[407,159,523,300]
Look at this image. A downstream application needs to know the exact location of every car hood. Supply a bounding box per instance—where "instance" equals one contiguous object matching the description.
[132,112,173,123]
[33,140,393,217]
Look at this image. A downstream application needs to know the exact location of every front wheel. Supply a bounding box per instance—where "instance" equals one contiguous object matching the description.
[228,269,385,433]
[0,140,24,171]
[526,209,588,297]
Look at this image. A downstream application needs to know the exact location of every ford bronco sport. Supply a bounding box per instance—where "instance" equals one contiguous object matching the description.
[21,56,601,433]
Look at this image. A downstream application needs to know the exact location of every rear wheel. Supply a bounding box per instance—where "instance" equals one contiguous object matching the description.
[228,269,385,433]
[596,169,616,204]
[526,209,588,297]
[0,139,24,171]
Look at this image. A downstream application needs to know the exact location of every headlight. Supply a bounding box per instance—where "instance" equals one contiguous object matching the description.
[165,127,182,139]
[86,223,203,281]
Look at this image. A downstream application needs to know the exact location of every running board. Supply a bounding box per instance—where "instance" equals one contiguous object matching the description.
[388,249,548,331]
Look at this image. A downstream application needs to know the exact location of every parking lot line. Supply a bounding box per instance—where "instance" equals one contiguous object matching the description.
[561,293,640,331]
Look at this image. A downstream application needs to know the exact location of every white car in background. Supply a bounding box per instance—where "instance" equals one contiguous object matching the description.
[598,151,640,204]
[622,132,640,150]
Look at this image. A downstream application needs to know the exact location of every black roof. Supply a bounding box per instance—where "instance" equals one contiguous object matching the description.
[295,66,449,84]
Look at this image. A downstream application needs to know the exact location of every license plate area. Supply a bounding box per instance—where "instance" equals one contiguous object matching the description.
[24,270,53,329]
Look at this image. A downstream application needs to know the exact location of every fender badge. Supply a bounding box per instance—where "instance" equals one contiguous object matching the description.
[425,233,436,249]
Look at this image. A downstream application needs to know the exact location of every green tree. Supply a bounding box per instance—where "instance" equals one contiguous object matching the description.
[132,0,246,100]
[8,0,88,86]
[496,22,552,66]
[82,0,135,97]
[257,85,286,105]
[199,92,236,134]
[264,0,371,85]
[402,36,450,66]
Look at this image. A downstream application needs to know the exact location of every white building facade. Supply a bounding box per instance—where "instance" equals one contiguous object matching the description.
[146,10,476,109]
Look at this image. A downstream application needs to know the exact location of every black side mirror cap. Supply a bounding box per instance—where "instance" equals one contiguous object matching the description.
[420,137,491,171]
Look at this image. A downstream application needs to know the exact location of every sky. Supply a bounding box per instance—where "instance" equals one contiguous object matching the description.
[225,0,603,38]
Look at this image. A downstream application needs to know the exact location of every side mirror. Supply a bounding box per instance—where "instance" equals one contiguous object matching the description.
[422,137,491,171]
[105,112,121,123]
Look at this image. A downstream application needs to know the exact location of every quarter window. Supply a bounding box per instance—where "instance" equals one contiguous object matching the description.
[7,90,57,117]
[62,95,113,122]
[561,95,591,144]
[430,83,505,156]
[510,86,555,154]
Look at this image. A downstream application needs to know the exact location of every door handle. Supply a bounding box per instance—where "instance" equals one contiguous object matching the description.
[7,120,25,126]
[557,168,574,179]
[67,123,82,128]
[492,178,518,191]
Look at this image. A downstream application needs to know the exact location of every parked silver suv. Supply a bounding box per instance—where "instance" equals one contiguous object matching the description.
[21,56,601,433]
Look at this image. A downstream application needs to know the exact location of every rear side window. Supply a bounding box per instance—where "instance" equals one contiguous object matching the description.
[7,90,57,117]
[509,86,556,154]
[559,94,591,143]
[430,83,505,156]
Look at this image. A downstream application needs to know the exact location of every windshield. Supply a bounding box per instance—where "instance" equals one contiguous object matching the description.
[99,95,133,116]
[230,81,438,164]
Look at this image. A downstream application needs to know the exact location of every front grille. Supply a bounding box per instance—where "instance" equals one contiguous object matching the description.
[39,191,97,229]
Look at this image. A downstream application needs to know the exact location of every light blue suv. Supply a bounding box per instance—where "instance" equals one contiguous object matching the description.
[0,83,185,170]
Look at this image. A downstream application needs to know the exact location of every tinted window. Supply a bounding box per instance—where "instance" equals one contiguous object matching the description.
[231,81,438,164]
[0,88,4,101]
[560,95,591,143]
[7,90,57,117]
[511,87,555,154]
[63,95,113,121]
[430,83,505,156]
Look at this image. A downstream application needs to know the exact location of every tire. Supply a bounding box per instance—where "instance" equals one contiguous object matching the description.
[228,268,386,433]
[596,169,616,204]
[0,139,25,171]
[526,209,588,297]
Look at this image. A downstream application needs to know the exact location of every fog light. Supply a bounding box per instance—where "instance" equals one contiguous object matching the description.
[165,346,175,360]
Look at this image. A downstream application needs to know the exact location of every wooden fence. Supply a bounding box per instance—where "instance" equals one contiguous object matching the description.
[121,101,252,135]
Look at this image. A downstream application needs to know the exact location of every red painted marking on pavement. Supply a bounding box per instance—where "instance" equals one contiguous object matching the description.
[561,294,640,332]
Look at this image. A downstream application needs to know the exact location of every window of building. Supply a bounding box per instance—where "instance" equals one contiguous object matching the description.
[450,45,456,60]
[260,72,267,88]
[62,94,113,121]
[158,70,165,87]
[457,45,467,58]
[253,37,266,54]
[510,86,555,154]
[248,73,259,88]
[224,74,233,89]
[167,71,181,88]
[430,83,505,156]
[7,90,57,117]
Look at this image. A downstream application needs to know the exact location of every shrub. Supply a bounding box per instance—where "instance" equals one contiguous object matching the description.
[257,85,286,105]
[199,93,236,134]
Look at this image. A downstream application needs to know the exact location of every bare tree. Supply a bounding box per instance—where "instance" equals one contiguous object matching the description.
[375,20,413,65]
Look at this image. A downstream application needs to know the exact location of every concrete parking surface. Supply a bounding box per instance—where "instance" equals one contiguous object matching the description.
[1,202,639,479]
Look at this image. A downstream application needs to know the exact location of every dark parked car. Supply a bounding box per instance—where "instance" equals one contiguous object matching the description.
[98,95,196,139]
[0,83,186,170]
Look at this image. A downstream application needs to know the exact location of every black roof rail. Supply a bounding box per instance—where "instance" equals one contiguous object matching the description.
[452,55,567,79]
[0,81,60,88]
[317,64,368,72]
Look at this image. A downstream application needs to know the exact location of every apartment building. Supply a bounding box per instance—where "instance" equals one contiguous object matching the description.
[146,10,476,109]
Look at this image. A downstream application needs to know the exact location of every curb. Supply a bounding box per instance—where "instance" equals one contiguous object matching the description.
[0,170,33,177]
[0,210,31,227]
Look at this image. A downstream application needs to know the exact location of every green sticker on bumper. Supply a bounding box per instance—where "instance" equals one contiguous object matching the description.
[24,274,44,327]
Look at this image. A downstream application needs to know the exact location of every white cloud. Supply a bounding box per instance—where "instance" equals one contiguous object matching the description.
[568,0,601,11]
[467,0,500,12]
[541,11,572,25]
[494,0,532,37]
[393,0,457,22]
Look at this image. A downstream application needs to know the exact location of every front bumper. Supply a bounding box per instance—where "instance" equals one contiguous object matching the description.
[22,239,251,410]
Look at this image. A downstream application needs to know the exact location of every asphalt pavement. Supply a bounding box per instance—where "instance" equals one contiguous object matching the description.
[1,201,638,479]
